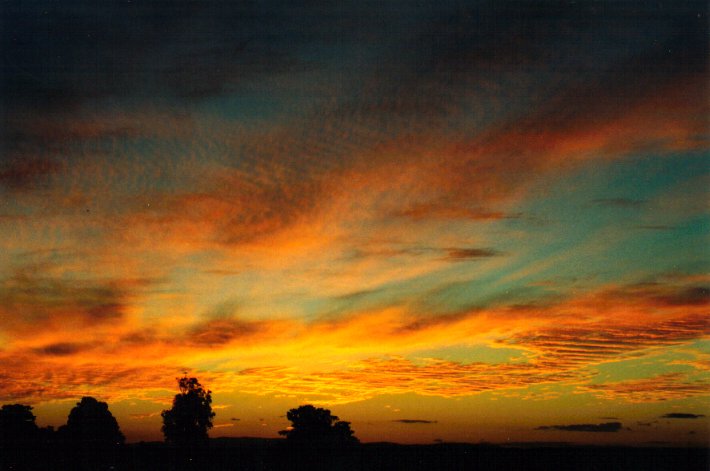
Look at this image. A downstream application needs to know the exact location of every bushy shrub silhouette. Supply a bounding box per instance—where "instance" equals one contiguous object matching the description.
[61,397,124,470]
[279,404,358,444]
[0,404,39,468]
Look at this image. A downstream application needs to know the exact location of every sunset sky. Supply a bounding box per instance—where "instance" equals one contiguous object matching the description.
[1,0,708,445]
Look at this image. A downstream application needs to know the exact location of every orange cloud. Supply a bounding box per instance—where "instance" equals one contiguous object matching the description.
[1,271,707,407]
[578,373,710,403]
[0,262,157,342]
[236,356,595,404]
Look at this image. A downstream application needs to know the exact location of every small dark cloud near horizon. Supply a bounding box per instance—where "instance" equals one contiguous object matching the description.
[536,422,622,433]
[231,417,240,421]
[393,419,438,424]
[660,413,705,419]
[505,441,572,448]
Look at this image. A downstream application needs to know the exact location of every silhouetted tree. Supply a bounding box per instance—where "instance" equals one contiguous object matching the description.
[161,376,215,446]
[332,419,358,443]
[0,403,38,442]
[0,404,39,469]
[279,405,358,444]
[64,396,125,444]
[62,397,124,470]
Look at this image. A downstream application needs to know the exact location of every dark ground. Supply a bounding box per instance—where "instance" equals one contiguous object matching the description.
[2,437,708,470]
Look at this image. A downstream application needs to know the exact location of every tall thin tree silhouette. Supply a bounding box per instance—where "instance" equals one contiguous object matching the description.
[161,376,215,469]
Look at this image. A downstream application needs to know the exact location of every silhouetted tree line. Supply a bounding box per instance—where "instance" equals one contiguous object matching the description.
[0,398,123,470]
[1,380,708,471]
[0,376,358,470]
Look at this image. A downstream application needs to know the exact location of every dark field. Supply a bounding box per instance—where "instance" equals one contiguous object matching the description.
[3,438,708,471]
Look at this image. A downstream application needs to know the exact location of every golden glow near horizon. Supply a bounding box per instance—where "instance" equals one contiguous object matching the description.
[1,0,708,445]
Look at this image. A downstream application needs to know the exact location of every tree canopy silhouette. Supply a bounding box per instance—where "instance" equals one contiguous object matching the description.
[0,404,40,468]
[62,396,125,446]
[0,404,38,443]
[0,404,39,469]
[279,405,358,444]
[161,376,215,446]
[59,397,124,470]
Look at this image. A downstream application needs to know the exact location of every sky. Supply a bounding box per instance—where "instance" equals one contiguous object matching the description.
[0,0,708,445]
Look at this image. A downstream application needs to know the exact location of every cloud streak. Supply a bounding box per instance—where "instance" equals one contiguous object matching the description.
[659,413,705,419]
[1,276,708,406]
[393,419,437,424]
[578,374,710,403]
[0,267,155,335]
[535,422,623,433]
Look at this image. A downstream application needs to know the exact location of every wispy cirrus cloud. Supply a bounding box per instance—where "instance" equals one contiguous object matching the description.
[234,350,599,404]
[0,0,707,446]
[1,276,708,405]
[0,353,178,405]
[229,279,709,403]
[0,269,155,335]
